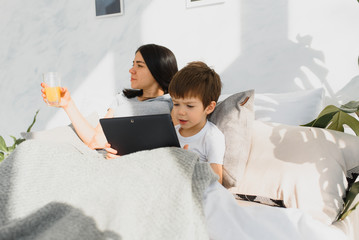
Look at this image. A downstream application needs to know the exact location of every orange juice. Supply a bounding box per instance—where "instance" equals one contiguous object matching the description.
[45,86,61,105]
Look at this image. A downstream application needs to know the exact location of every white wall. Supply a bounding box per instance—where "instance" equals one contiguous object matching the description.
[1,0,359,142]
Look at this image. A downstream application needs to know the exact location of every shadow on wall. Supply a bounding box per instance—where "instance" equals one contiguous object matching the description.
[221,0,330,96]
[335,75,359,103]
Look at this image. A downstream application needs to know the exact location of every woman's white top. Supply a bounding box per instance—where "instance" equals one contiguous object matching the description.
[109,93,173,117]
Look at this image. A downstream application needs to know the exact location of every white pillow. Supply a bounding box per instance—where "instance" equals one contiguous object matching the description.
[21,112,99,152]
[254,88,324,126]
[229,120,359,225]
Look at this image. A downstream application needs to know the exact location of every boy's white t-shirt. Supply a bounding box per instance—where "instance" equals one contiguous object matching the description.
[175,121,225,165]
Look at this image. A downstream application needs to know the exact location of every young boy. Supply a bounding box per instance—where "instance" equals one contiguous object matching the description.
[168,61,225,183]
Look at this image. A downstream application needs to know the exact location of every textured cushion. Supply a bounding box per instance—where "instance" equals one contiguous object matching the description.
[254,88,324,126]
[209,90,254,188]
[229,120,359,224]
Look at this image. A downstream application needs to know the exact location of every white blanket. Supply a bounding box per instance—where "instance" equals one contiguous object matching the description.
[204,182,348,240]
[0,139,352,240]
[0,140,217,240]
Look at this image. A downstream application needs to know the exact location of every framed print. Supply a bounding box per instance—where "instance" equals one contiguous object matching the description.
[95,0,124,18]
[186,0,225,8]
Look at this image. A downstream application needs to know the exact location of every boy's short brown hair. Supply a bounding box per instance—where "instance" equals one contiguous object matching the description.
[168,61,222,107]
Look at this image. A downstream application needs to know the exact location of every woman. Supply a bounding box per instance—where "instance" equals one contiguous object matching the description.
[41,44,178,155]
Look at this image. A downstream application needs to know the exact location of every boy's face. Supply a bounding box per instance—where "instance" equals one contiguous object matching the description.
[172,96,215,137]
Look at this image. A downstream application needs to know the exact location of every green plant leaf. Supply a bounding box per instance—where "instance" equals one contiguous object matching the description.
[0,136,8,152]
[16,138,26,145]
[7,145,15,153]
[10,136,17,148]
[302,105,359,136]
[346,182,359,205]
[301,119,315,127]
[327,112,359,136]
[340,202,359,220]
[6,136,18,154]
[340,101,359,113]
[10,136,25,146]
[302,105,339,128]
[339,182,359,220]
[0,110,39,161]
[27,109,39,133]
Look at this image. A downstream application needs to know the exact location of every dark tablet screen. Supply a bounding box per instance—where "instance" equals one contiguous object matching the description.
[100,114,180,156]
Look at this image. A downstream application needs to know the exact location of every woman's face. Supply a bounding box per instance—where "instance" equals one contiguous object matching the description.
[129,52,159,92]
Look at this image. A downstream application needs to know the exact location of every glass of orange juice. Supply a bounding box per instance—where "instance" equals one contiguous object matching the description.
[43,72,61,107]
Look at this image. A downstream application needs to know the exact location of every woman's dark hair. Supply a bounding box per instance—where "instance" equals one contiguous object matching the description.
[123,44,178,98]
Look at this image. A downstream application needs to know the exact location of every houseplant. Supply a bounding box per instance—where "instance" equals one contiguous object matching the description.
[302,101,359,135]
[0,110,39,162]
[302,56,359,221]
[303,102,359,220]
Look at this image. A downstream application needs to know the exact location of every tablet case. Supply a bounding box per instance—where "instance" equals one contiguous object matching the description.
[100,114,180,156]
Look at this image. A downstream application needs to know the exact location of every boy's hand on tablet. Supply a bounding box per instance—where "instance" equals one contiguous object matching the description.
[105,143,120,159]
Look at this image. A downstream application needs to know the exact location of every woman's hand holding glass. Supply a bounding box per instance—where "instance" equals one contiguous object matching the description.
[41,82,71,109]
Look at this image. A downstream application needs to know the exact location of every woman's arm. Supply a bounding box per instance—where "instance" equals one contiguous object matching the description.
[87,108,114,149]
[62,99,97,145]
[210,163,223,184]
[41,83,112,149]
[64,100,114,149]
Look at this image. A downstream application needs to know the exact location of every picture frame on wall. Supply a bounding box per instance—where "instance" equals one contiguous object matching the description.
[186,0,225,8]
[95,0,124,18]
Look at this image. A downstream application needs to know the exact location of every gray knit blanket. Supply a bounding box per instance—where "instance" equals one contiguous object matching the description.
[0,140,217,240]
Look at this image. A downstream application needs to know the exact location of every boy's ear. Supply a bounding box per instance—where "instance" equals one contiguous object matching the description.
[205,101,216,115]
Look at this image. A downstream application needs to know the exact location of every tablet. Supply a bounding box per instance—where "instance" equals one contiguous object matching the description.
[100,114,180,156]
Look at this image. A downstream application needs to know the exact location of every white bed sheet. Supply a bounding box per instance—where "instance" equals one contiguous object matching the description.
[204,182,348,240]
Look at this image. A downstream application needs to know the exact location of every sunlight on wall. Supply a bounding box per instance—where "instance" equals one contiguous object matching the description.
[293,77,305,90]
[44,52,117,129]
[140,0,240,74]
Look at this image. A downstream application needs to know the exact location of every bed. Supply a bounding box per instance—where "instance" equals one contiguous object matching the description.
[0,88,358,240]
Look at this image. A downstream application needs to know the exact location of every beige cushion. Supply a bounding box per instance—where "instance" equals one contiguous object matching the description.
[209,90,254,188]
[229,120,359,224]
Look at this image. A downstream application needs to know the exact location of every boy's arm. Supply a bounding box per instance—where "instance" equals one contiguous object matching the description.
[210,163,223,184]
